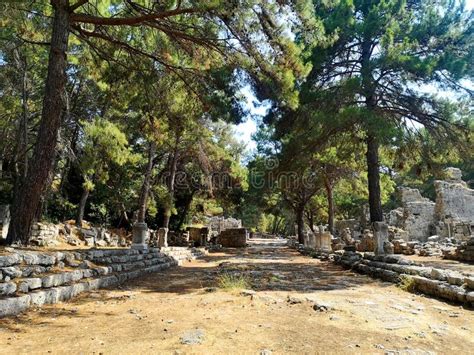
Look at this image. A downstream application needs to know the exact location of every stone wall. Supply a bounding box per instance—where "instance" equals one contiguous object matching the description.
[29,223,61,246]
[0,246,206,318]
[208,217,242,235]
[435,178,474,223]
[391,187,436,242]
[217,228,247,247]
[333,251,474,306]
[386,168,473,243]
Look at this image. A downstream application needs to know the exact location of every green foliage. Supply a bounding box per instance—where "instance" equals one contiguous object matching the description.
[80,118,134,192]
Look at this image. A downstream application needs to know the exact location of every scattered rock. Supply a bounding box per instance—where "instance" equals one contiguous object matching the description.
[312,302,332,312]
[287,296,304,304]
[180,329,205,345]
[240,289,256,297]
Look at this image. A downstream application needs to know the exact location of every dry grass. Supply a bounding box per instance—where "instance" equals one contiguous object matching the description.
[217,273,251,291]
[398,275,416,293]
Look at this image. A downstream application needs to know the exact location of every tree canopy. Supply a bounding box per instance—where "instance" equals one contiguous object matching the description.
[0,0,472,245]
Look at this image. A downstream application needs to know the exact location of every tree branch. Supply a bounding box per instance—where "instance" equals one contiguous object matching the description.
[69,0,89,12]
[70,7,203,26]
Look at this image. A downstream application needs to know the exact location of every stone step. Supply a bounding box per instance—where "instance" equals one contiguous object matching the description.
[334,251,474,306]
[0,261,176,318]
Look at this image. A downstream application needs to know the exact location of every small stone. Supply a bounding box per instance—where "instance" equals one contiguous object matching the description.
[260,349,272,355]
[180,329,205,345]
[287,296,304,304]
[240,289,256,297]
[312,302,332,312]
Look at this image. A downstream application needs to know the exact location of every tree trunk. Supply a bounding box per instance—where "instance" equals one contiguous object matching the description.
[137,142,156,223]
[305,209,315,233]
[295,205,305,244]
[274,216,283,235]
[366,134,383,222]
[76,187,89,227]
[11,47,30,204]
[7,0,70,245]
[162,142,179,229]
[325,178,335,234]
[118,203,131,229]
[176,191,194,230]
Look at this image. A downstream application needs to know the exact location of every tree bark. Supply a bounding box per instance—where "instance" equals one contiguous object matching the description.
[118,203,131,229]
[295,205,305,244]
[325,178,335,234]
[137,142,156,223]
[76,187,89,227]
[7,0,70,245]
[366,134,383,222]
[176,191,194,230]
[11,47,30,203]
[305,209,315,233]
[162,141,179,229]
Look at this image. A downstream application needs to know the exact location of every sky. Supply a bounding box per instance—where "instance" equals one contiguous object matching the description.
[233,0,474,155]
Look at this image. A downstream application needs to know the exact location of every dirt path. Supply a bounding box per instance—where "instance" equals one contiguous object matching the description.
[1,238,473,354]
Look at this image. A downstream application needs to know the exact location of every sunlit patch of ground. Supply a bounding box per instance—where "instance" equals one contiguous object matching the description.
[0,238,472,354]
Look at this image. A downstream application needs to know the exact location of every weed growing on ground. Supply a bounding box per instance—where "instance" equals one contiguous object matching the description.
[398,275,416,293]
[217,273,251,291]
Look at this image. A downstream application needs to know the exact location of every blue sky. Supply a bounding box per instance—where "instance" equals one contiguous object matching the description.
[234,0,474,154]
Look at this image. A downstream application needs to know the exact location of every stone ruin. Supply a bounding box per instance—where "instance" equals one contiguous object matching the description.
[187,227,210,247]
[217,228,248,247]
[390,168,473,242]
[0,245,207,317]
[208,216,242,236]
[388,187,436,242]
[0,212,128,248]
[331,168,474,260]
[296,226,333,253]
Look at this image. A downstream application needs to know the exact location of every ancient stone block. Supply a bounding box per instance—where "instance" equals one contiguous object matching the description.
[435,179,474,225]
[131,222,148,250]
[0,254,21,267]
[373,222,389,255]
[157,227,169,247]
[217,228,247,247]
[18,278,42,293]
[0,282,17,296]
[0,295,31,317]
[1,266,22,279]
[21,252,56,266]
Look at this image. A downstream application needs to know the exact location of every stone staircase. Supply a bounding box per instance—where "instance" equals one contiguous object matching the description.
[0,246,207,318]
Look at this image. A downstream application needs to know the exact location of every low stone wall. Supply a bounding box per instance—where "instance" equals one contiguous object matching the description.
[334,251,474,306]
[288,240,474,306]
[218,228,247,247]
[0,246,206,318]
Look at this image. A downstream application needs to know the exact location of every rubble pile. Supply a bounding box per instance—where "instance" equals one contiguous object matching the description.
[332,168,473,257]
[443,237,474,262]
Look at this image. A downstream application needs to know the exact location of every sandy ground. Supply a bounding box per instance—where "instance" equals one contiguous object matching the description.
[0,238,473,354]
